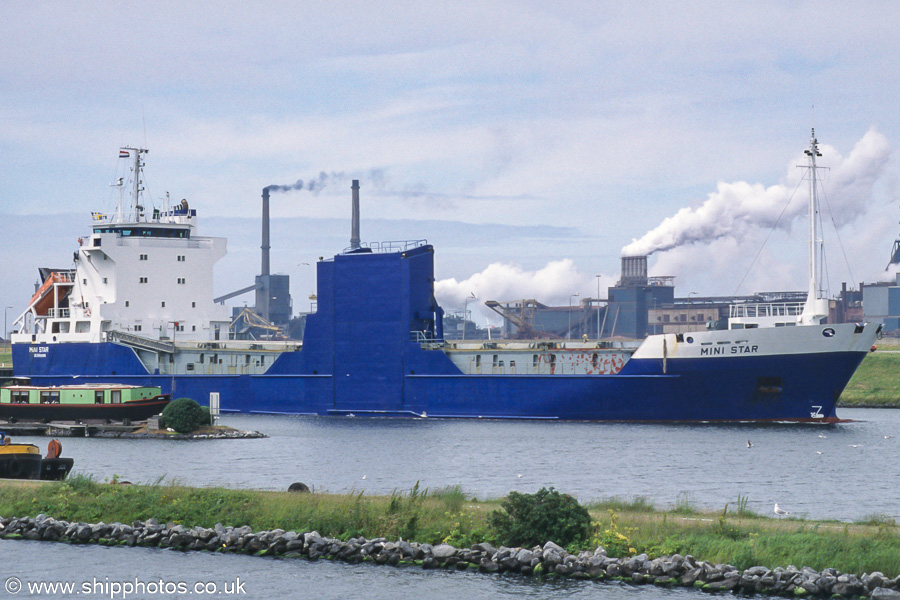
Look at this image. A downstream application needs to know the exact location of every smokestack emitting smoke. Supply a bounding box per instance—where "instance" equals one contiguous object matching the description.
[261,187,270,276]
[620,128,890,258]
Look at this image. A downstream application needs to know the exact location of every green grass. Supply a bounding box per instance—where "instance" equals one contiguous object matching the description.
[0,477,493,548]
[1,480,898,577]
[839,351,900,407]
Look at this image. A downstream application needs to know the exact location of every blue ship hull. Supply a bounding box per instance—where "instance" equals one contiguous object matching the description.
[11,342,865,421]
[12,244,871,421]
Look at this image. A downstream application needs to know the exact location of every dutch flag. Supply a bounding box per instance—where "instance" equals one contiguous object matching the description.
[119,149,130,158]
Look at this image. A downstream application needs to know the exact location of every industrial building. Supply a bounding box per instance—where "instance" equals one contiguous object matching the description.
[863,274,900,333]
[470,254,869,341]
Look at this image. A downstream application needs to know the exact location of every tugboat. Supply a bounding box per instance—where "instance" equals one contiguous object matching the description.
[0,433,74,480]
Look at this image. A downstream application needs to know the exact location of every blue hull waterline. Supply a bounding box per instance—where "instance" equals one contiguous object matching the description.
[13,245,874,422]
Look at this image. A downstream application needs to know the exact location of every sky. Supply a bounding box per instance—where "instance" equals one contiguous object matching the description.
[2,1,900,332]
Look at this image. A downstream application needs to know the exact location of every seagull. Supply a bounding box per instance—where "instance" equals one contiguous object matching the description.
[517,474,523,478]
[848,444,861,448]
[816,451,823,455]
[818,433,827,439]
[885,435,892,439]
[774,503,789,516]
[361,475,366,480]
[747,440,752,448]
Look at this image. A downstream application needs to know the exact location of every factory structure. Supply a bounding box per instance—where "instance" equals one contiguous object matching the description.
[213,186,307,340]
[214,179,893,342]
[215,179,363,341]
[458,253,868,341]
[859,224,900,333]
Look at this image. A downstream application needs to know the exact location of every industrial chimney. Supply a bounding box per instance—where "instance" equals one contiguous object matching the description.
[619,255,648,287]
[350,180,360,250]
[261,187,270,276]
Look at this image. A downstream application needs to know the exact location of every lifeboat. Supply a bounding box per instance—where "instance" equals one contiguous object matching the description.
[27,271,73,317]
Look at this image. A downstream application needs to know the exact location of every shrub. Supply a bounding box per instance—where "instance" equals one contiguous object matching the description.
[489,487,592,548]
[161,397,209,433]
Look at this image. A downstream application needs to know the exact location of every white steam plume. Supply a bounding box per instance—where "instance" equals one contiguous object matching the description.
[621,128,891,257]
[436,260,617,324]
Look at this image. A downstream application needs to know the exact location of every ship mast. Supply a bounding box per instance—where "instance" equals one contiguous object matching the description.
[801,129,827,324]
[120,147,148,223]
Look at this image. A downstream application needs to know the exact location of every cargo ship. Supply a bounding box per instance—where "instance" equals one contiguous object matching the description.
[10,133,880,421]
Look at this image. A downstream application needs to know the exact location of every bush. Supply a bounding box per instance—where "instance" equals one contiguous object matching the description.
[161,397,209,433]
[489,487,592,548]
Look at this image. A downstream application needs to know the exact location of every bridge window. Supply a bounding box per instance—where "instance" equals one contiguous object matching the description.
[139,277,148,284]
[592,353,599,368]
[95,391,104,404]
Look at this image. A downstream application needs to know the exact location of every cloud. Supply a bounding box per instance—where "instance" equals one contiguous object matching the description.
[621,129,891,257]
[435,260,617,324]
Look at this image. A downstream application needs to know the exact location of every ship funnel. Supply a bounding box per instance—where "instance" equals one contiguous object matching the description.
[619,255,648,286]
[261,187,270,276]
[350,179,361,250]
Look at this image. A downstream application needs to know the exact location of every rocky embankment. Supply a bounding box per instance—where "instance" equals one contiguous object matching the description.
[1,514,899,599]
[91,428,266,439]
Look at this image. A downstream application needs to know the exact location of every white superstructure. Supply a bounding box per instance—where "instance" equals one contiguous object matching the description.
[13,148,231,345]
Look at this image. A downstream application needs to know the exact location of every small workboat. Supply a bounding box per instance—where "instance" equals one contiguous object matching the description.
[0,434,74,480]
[0,383,170,422]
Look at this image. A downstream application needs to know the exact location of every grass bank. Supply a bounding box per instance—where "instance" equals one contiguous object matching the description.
[839,351,900,407]
[1,479,897,577]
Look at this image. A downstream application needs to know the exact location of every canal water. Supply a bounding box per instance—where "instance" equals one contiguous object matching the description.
[4,408,899,599]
